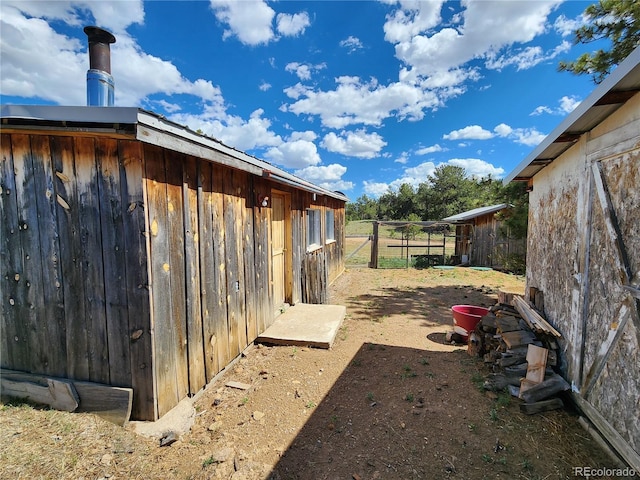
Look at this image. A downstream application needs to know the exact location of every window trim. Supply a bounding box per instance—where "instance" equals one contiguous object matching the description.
[306,208,322,252]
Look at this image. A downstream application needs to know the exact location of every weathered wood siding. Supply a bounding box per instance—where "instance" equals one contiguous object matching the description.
[325,198,346,285]
[452,215,525,268]
[526,93,640,468]
[1,128,346,420]
[0,133,155,420]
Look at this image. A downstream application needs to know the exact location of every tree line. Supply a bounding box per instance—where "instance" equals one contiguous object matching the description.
[346,165,529,240]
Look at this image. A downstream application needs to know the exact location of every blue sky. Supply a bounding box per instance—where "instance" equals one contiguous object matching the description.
[1,1,607,200]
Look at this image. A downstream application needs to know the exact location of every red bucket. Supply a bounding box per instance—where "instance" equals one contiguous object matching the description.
[451,305,490,341]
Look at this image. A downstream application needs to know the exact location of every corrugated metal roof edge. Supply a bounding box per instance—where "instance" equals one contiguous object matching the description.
[441,203,510,223]
[504,45,640,184]
[0,104,348,203]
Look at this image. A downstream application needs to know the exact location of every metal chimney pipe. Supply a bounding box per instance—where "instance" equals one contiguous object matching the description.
[84,26,116,107]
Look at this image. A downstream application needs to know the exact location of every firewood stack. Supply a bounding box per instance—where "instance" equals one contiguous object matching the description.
[469,288,570,415]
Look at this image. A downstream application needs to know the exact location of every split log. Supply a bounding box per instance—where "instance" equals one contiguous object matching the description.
[519,373,570,403]
[495,316,521,333]
[501,330,538,349]
[520,397,564,415]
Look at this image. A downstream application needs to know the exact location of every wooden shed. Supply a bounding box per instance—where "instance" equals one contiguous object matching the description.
[505,46,640,470]
[442,204,525,269]
[0,105,347,421]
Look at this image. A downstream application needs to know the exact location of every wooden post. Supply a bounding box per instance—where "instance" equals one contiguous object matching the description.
[370,221,379,269]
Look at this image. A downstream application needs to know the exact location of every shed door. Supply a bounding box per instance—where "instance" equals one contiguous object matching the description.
[271,192,287,311]
[574,135,640,470]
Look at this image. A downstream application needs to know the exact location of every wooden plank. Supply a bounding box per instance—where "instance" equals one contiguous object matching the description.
[211,164,230,368]
[1,376,79,412]
[183,155,206,394]
[524,344,548,384]
[30,135,67,377]
[96,137,131,387]
[234,170,248,350]
[573,393,640,472]
[520,343,549,397]
[51,136,89,381]
[73,381,133,426]
[74,136,109,384]
[291,190,303,304]
[582,302,630,398]
[252,178,269,335]
[592,161,633,284]
[198,160,220,380]
[0,369,132,426]
[243,174,258,343]
[223,168,243,358]
[12,134,46,374]
[0,134,27,370]
[520,398,564,415]
[165,151,189,402]
[120,140,155,420]
[513,295,562,337]
[144,143,179,418]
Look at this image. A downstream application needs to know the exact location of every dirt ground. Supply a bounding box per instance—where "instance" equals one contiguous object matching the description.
[0,267,620,479]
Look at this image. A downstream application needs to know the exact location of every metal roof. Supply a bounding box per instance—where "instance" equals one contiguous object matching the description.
[0,104,349,202]
[441,203,509,223]
[505,45,640,183]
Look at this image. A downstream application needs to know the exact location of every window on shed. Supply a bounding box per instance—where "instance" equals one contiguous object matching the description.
[325,210,335,242]
[306,208,321,250]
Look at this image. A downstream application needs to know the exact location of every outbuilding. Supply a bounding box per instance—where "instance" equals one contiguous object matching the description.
[442,203,525,270]
[505,46,640,470]
[0,104,347,421]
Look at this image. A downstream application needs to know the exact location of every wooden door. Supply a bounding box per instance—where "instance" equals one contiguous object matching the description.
[573,140,640,471]
[271,192,286,311]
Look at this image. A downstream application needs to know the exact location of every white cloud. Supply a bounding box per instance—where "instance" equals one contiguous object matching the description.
[210,1,309,45]
[531,94,581,116]
[391,0,562,86]
[415,144,443,155]
[294,164,354,192]
[285,62,326,81]
[559,95,581,113]
[264,135,321,169]
[485,42,570,71]
[531,105,553,116]
[259,81,271,91]
[363,180,392,198]
[284,77,440,128]
[493,123,512,137]
[276,12,310,37]
[446,158,504,178]
[394,152,409,164]
[494,123,545,146]
[383,0,445,44]
[321,130,387,159]
[554,14,585,37]
[340,35,364,54]
[210,0,275,45]
[443,125,493,141]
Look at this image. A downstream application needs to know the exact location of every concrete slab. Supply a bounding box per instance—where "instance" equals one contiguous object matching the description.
[256,303,346,349]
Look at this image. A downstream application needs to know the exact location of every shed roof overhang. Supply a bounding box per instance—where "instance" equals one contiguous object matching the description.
[0,105,348,203]
[505,45,640,184]
[441,203,510,223]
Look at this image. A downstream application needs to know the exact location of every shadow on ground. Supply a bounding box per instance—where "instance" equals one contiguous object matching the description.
[270,342,487,480]
[341,284,497,328]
